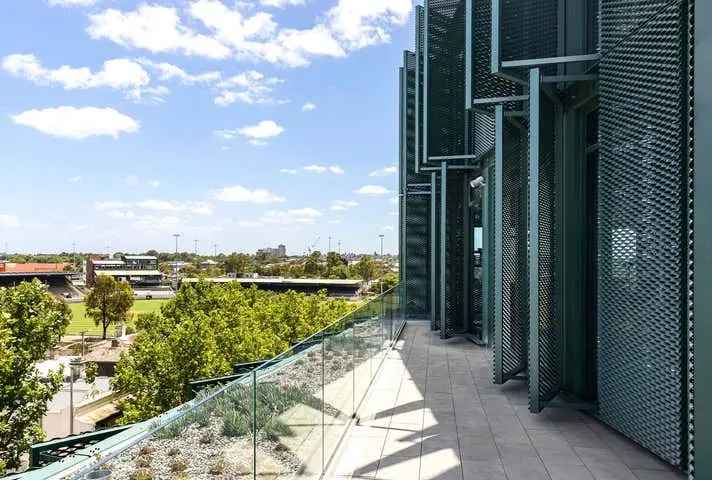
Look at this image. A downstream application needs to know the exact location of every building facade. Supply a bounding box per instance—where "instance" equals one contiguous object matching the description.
[86,255,162,288]
[399,0,706,477]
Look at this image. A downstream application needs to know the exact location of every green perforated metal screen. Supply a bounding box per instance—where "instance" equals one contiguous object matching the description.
[597,0,689,467]
[500,0,559,75]
[528,70,561,413]
[494,108,530,384]
[402,51,432,319]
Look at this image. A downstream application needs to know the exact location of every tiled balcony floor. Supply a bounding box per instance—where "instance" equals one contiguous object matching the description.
[328,323,685,480]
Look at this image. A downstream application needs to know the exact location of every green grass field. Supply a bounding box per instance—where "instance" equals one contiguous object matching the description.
[66,299,168,335]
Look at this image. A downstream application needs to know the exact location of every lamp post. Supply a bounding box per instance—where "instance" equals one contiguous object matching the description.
[172,233,181,254]
[379,234,385,257]
[69,358,81,435]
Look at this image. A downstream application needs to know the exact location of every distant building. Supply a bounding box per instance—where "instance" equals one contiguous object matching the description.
[200,259,219,269]
[86,255,162,288]
[257,244,287,258]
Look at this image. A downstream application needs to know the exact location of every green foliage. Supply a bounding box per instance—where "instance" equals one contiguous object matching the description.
[85,276,134,339]
[224,253,252,275]
[129,468,153,480]
[113,283,352,423]
[370,273,399,294]
[85,361,98,384]
[355,256,376,282]
[0,280,71,473]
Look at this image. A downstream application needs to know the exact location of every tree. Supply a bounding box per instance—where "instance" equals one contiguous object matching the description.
[304,251,322,277]
[85,276,134,340]
[0,280,71,474]
[355,255,376,282]
[112,282,352,422]
[224,253,252,276]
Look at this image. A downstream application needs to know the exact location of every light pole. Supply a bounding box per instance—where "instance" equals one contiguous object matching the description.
[194,239,199,255]
[379,234,385,257]
[328,236,332,253]
[213,243,218,257]
[172,233,181,254]
[338,241,342,255]
[69,358,81,435]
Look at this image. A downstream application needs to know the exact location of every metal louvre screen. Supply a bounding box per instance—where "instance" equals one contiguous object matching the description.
[443,172,468,338]
[403,51,431,318]
[500,0,559,74]
[431,173,442,331]
[428,0,467,159]
[528,71,561,413]
[485,162,496,346]
[598,0,688,466]
[494,113,529,383]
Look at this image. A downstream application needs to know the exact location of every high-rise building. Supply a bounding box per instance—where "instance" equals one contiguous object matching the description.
[399,0,704,476]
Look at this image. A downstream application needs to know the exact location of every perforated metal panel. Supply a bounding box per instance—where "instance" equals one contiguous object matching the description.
[402,51,432,318]
[431,172,441,331]
[494,107,529,384]
[528,70,561,413]
[598,0,688,466]
[427,0,467,159]
[500,0,559,74]
[442,171,468,338]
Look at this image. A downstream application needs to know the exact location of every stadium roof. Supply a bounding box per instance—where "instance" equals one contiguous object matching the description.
[95,270,162,277]
[0,262,69,273]
[91,260,125,266]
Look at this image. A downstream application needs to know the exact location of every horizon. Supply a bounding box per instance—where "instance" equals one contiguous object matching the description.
[0,1,416,255]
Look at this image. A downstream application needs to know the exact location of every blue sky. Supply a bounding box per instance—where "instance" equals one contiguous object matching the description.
[0,0,416,256]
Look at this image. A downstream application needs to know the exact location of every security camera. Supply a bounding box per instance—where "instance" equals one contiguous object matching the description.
[470,176,486,189]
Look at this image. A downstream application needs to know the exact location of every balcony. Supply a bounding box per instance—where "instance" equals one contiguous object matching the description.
[329,324,685,480]
[23,288,685,480]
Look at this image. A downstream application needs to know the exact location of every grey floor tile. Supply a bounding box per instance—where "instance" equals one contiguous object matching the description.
[502,459,552,480]
[545,464,595,480]
[461,460,507,480]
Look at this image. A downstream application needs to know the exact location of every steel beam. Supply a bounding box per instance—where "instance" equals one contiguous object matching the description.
[473,95,530,105]
[440,162,447,334]
[430,171,438,326]
[501,53,601,69]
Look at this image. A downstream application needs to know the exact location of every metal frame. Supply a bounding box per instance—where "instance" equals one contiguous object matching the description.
[439,162,448,333]
[529,68,542,411]
[430,171,438,327]
[493,104,504,383]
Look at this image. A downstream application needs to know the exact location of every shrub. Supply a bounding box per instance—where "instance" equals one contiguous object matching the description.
[167,447,180,457]
[169,459,188,473]
[208,458,226,476]
[129,469,152,480]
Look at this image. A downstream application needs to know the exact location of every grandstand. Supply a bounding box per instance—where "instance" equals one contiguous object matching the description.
[0,262,82,300]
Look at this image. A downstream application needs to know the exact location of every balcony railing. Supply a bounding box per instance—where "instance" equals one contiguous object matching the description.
[24,285,405,480]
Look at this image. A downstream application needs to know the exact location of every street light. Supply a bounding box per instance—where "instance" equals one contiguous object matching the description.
[69,358,81,435]
[379,234,385,257]
[172,233,181,254]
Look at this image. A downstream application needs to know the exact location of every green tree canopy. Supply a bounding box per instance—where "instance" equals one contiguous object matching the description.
[112,282,352,423]
[0,280,70,474]
[85,276,134,339]
[355,255,376,282]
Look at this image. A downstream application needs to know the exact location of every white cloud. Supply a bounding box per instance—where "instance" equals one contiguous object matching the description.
[330,200,358,211]
[214,185,285,204]
[303,164,344,174]
[2,54,150,91]
[214,70,284,106]
[280,168,298,175]
[139,59,221,84]
[231,120,285,144]
[302,102,317,111]
[369,165,397,177]
[48,0,97,6]
[96,200,213,216]
[0,214,20,228]
[354,185,390,196]
[262,207,322,225]
[11,106,139,140]
[87,4,231,59]
[86,0,409,69]
[326,0,411,49]
[260,0,305,7]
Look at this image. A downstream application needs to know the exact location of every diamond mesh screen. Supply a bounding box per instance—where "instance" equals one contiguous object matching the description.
[598,0,688,466]
[431,173,442,331]
[500,0,559,74]
[403,51,432,318]
[428,0,467,158]
[496,120,529,382]
[528,86,561,412]
[443,172,468,338]
[486,162,496,346]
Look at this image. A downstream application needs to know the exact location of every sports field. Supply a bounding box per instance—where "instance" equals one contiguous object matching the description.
[66,299,168,335]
